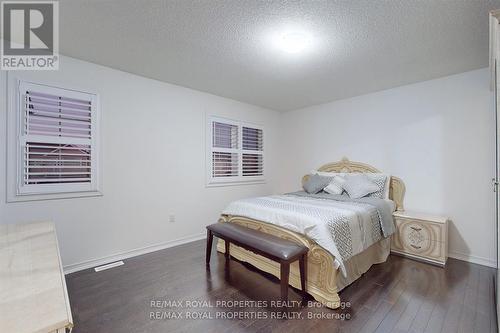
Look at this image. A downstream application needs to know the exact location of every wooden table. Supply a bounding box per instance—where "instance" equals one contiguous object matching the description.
[0,222,73,333]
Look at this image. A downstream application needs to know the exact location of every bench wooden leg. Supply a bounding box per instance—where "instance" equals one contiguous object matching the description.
[206,229,213,265]
[225,240,230,260]
[280,262,290,302]
[299,254,307,297]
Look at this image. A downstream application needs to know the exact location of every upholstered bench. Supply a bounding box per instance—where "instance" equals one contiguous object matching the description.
[206,222,308,302]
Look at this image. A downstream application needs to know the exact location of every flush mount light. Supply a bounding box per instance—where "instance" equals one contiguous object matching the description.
[277,32,311,54]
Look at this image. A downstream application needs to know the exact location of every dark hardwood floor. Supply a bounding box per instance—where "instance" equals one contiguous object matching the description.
[66,240,497,333]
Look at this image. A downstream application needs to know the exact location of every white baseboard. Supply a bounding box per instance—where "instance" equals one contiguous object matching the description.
[63,232,206,274]
[448,251,496,268]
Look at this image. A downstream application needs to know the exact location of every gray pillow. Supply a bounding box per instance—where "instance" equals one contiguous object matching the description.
[342,174,379,199]
[303,174,331,194]
[365,174,388,199]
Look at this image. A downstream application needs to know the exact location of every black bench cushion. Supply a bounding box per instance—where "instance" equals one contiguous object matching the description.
[207,222,307,261]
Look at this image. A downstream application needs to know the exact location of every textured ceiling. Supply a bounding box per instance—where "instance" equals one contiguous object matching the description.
[60,0,500,111]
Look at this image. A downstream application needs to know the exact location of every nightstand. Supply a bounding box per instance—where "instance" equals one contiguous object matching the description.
[391,211,449,266]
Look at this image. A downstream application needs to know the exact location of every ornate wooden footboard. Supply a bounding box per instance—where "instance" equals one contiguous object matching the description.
[216,158,406,310]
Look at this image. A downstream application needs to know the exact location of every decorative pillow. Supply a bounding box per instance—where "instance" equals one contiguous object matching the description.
[365,174,388,199]
[313,171,390,199]
[324,176,346,195]
[342,174,379,199]
[303,174,331,194]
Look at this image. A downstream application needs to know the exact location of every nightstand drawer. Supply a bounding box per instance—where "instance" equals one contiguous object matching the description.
[394,218,446,243]
[391,234,446,260]
[391,238,447,265]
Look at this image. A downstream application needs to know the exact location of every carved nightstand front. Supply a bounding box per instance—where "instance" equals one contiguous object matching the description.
[391,211,449,266]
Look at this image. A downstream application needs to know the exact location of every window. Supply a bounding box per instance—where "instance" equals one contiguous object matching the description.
[13,80,100,197]
[207,116,264,185]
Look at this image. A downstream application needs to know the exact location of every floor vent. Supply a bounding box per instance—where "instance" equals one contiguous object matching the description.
[94,261,124,272]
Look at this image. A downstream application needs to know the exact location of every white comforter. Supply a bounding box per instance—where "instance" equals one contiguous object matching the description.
[222,193,395,276]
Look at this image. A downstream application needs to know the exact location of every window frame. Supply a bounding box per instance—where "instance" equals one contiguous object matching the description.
[206,116,265,187]
[7,76,102,202]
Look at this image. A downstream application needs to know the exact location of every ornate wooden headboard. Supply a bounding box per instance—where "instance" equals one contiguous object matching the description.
[302,157,405,211]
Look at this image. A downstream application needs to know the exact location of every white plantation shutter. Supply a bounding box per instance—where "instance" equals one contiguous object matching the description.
[211,121,239,178]
[242,127,263,177]
[212,152,238,178]
[24,143,91,184]
[242,127,263,151]
[208,117,264,184]
[18,81,99,195]
[213,122,238,149]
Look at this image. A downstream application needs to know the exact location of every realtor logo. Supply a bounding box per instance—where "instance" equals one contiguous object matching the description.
[1,1,59,70]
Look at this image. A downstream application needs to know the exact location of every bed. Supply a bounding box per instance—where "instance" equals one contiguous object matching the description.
[216,158,405,309]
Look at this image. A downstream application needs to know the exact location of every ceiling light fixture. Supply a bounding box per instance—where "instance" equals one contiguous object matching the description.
[277,32,311,54]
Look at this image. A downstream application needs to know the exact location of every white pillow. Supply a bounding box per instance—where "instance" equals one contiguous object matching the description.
[323,176,346,195]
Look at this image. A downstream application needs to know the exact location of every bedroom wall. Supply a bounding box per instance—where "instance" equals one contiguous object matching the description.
[0,56,282,272]
[278,68,496,267]
[1,59,495,270]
